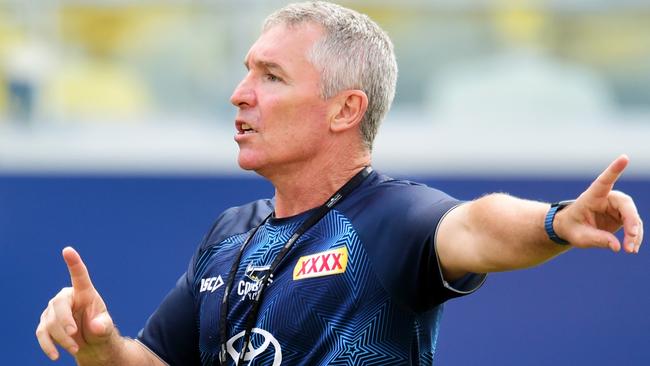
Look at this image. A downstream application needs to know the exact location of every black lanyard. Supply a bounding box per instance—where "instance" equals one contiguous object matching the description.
[218,166,372,366]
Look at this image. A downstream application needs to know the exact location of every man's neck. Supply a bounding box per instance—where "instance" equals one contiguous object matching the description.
[264,153,371,218]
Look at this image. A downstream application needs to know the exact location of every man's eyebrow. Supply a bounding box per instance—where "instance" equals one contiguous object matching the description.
[243,59,286,74]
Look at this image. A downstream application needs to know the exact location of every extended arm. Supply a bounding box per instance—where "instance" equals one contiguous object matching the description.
[36,247,166,366]
[437,155,644,281]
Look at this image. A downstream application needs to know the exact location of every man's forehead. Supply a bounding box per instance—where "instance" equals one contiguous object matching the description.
[244,22,323,67]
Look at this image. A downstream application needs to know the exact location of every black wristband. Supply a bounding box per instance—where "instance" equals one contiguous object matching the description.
[544,200,575,245]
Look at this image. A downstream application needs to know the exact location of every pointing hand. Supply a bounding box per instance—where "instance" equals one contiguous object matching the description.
[36,247,115,361]
[554,155,644,253]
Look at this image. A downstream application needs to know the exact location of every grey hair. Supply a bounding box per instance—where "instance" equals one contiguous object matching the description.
[263,1,398,151]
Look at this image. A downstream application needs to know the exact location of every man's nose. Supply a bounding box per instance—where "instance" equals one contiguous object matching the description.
[230,76,255,108]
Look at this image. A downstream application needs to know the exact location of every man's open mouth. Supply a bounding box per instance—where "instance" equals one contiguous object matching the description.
[240,122,256,134]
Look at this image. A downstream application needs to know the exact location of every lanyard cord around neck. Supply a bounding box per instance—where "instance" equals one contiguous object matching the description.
[218,166,373,366]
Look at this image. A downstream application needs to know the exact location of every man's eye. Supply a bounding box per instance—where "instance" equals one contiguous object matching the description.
[265,74,281,82]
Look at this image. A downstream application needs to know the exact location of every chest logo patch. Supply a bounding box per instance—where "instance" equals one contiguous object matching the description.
[199,275,224,293]
[293,247,348,280]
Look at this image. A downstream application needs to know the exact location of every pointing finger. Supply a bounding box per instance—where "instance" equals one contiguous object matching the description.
[62,247,95,292]
[585,155,629,199]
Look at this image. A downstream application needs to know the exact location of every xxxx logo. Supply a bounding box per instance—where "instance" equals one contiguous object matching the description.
[293,247,348,280]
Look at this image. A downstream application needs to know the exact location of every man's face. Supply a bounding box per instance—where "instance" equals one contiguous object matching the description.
[231,23,332,175]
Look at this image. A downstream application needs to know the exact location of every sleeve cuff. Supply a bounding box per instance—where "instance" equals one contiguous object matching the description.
[434,201,488,299]
[442,272,487,295]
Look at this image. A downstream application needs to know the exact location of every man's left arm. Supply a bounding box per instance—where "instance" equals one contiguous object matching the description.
[436,155,644,282]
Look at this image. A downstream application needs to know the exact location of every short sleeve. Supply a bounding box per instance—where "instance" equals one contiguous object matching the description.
[137,271,199,365]
[342,179,486,313]
[136,200,273,364]
[136,223,216,365]
[427,203,487,305]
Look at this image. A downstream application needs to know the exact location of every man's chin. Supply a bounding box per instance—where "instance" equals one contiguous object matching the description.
[237,155,262,172]
[237,162,257,172]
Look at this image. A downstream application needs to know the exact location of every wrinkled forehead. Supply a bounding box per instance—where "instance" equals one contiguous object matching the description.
[245,22,324,66]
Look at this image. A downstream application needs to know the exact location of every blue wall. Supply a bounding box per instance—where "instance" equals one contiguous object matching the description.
[1,174,648,365]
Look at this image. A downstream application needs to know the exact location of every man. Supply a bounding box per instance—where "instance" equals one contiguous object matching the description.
[36,2,643,365]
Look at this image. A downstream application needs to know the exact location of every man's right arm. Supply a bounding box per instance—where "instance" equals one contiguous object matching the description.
[35,247,166,366]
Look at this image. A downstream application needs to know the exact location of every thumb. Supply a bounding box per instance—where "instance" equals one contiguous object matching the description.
[85,312,115,343]
[571,226,621,252]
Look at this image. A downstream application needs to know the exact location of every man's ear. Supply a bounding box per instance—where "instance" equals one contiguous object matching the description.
[330,90,368,133]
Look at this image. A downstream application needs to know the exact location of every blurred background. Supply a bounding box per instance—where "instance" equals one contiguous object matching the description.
[0,0,648,365]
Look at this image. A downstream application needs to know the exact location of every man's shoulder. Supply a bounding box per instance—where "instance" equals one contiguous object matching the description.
[202,198,274,249]
[339,171,460,229]
[360,171,456,207]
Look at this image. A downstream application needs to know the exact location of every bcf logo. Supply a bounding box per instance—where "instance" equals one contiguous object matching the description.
[200,276,224,293]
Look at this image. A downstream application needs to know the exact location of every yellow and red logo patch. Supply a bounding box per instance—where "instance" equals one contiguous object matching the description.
[293,247,349,280]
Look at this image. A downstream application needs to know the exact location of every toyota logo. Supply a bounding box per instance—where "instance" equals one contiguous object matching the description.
[226,328,282,366]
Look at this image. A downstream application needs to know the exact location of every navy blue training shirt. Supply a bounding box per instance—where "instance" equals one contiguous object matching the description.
[138,171,486,365]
